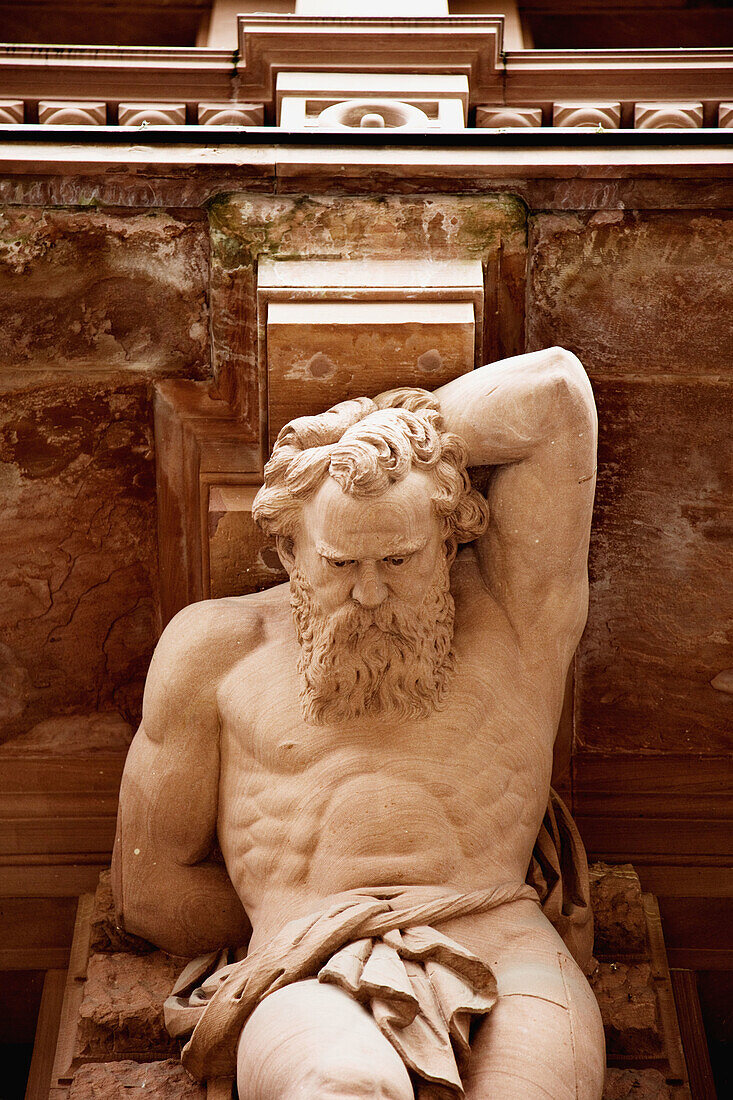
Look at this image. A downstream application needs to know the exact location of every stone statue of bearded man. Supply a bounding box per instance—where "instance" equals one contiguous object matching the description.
[253,388,488,724]
[114,348,606,1100]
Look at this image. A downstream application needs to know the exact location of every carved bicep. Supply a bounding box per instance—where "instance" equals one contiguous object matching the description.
[477,447,595,644]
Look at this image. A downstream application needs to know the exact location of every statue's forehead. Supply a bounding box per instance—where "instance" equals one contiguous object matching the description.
[301,470,438,553]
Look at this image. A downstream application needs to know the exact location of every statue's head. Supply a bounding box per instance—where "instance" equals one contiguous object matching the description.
[252,388,488,724]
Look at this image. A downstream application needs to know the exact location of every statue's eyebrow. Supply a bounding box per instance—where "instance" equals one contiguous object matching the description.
[316,537,427,560]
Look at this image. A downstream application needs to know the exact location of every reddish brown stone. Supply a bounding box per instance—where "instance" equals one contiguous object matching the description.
[90,869,153,956]
[0,377,158,741]
[528,211,733,376]
[77,950,185,1058]
[577,378,733,754]
[0,208,209,376]
[603,1068,671,1100]
[209,193,526,424]
[590,961,663,1057]
[68,1060,206,1100]
[590,863,648,956]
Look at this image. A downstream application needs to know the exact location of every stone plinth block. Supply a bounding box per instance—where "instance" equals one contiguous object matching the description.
[77,951,185,1058]
[0,207,208,375]
[590,962,663,1057]
[603,1068,672,1099]
[590,863,648,956]
[208,485,287,599]
[68,1060,205,1099]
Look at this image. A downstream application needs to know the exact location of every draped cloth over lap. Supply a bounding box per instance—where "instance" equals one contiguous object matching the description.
[164,789,593,1093]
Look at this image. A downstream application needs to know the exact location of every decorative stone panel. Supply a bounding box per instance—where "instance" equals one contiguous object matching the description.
[718,103,733,128]
[0,100,23,123]
[118,104,186,127]
[634,102,702,129]
[475,106,542,128]
[198,104,264,126]
[553,102,621,129]
[38,102,106,126]
[277,72,467,130]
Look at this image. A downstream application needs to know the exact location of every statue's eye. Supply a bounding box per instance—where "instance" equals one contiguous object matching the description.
[385,556,407,567]
[329,559,354,569]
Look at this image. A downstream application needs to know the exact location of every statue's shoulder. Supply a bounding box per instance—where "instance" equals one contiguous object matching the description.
[149,588,285,690]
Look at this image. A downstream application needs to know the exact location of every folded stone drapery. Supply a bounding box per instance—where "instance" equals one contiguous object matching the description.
[166,881,538,1089]
[164,788,593,1091]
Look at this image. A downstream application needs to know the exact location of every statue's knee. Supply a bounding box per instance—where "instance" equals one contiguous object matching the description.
[303,1052,413,1099]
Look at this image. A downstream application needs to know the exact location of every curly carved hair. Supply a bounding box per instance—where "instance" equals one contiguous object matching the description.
[252,388,489,557]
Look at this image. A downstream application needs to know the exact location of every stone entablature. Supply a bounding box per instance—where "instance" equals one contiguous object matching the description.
[0,15,730,129]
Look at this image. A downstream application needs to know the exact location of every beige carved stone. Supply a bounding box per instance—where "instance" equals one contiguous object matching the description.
[114,347,605,1097]
[475,105,543,128]
[277,72,468,130]
[718,103,733,128]
[634,102,703,129]
[553,102,621,129]
[118,103,186,127]
[197,104,264,126]
[38,101,106,126]
[0,99,23,124]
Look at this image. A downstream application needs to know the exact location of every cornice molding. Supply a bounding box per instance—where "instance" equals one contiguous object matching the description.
[236,16,505,103]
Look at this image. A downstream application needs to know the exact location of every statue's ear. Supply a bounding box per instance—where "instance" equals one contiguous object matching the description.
[276,535,295,576]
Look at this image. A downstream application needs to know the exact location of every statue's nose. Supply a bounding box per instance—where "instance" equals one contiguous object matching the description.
[351,562,388,608]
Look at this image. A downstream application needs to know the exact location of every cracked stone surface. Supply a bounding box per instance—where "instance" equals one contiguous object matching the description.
[90,869,154,956]
[68,1060,206,1099]
[590,863,648,956]
[590,961,663,1057]
[603,1068,671,1100]
[77,950,186,1058]
[0,377,158,740]
[0,208,209,375]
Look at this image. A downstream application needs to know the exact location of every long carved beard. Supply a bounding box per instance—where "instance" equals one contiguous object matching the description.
[289,558,455,724]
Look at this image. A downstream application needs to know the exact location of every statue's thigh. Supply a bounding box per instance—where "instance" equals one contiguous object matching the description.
[236,978,414,1100]
[463,951,605,1100]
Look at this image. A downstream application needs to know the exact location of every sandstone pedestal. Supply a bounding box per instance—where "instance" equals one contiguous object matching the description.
[32,865,694,1100]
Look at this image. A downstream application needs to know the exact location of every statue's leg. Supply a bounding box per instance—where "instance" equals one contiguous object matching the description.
[438,900,605,1100]
[462,956,604,1099]
[236,977,414,1100]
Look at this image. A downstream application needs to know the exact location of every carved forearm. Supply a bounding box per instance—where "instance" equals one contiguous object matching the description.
[434,347,596,469]
[113,835,251,957]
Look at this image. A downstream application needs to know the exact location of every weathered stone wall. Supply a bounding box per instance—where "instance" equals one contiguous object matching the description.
[0,208,210,742]
[528,210,733,758]
[1,199,730,767]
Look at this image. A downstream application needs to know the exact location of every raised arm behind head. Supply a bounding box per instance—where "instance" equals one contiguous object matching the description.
[435,347,598,661]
